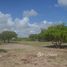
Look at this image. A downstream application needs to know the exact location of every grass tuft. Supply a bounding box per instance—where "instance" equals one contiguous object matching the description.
[0,49,7,53]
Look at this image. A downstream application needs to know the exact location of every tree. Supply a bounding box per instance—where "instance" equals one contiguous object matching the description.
[29,34,38,41]
[29,24,67,47]
[1,31,17,43]
[41,24,67,47]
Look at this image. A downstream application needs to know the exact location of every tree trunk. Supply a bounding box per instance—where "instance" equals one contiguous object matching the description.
[7,39,10,43]
[4,39,5,43]
[52,41,62,48]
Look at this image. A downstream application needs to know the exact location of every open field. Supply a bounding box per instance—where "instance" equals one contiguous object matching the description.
[0,42,67,67]
[16,41,51,46]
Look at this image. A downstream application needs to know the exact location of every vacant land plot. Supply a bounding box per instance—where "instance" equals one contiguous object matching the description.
[0,43,67,67]
[17,41,51,46]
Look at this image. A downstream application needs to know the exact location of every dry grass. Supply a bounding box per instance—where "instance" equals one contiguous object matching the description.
[16,41,51,46]
[0,43,67,67]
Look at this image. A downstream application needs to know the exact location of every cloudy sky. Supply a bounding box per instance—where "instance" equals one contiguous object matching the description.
[0,0,67,37]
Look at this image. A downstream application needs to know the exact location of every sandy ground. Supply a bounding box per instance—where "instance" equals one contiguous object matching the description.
[0,43,67,67]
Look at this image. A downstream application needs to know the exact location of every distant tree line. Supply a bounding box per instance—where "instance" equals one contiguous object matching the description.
[29,24,67,46]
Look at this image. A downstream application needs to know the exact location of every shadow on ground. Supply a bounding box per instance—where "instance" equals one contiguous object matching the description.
[43,45,67,49]
[0,49,7,53]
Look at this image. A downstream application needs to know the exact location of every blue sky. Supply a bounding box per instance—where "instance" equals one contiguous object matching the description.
[0,0,67,22]
[0,0,67,37]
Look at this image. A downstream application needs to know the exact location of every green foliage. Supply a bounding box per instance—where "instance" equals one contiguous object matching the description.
[29,24,67,46]
[39,24,67,46]
[0,31,17,43]
[44,24,67,42]
[29,34,38,41]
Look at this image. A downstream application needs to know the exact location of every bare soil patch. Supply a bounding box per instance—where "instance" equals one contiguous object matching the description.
[0,43,67,67]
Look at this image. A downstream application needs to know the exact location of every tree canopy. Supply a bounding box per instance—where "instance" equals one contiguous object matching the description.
[29,24,67,46]
[0,31,17,43]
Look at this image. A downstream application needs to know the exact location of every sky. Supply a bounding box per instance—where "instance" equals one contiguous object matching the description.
[0,0,67,37]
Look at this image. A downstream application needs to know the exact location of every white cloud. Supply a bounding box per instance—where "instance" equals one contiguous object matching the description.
[0,10,56,37]
[38,20,53,29]
[57,0,67,6]
[23,9,38,17]
[0,11,40,37]
[0,12,14,32]
[43,20,47,24]
[15,17,29,29]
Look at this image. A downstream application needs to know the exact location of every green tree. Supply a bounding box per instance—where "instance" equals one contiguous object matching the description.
[29,24,67,47]
[29,34,38,41]
[41,24,67,46]
[1,31,17,43]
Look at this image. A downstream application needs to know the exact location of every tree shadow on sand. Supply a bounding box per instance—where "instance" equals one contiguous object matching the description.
[43,44,67,49]
[0,49,7,53]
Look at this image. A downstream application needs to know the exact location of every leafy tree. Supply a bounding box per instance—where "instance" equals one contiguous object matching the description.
[1,31,17,43]
[29,34,38,41]
[29,24,67,47]
[41,24,67,46]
